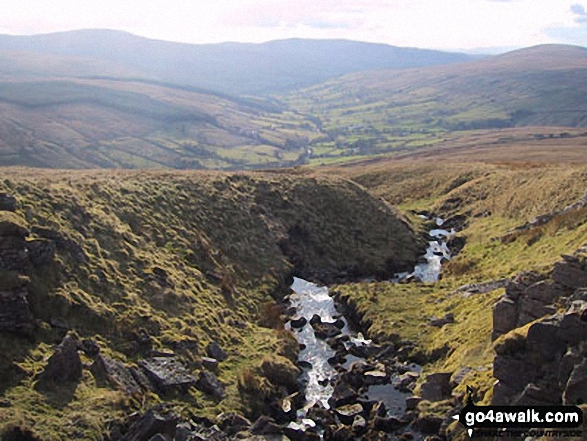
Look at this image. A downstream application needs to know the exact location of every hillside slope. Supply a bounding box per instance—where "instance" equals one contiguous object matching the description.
[0,30,473,95]
[285,44,587,163]
[0,169,422,440]
[0,78,318,169]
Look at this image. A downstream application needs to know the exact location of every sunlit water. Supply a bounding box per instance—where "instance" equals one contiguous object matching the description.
[286,216,452,433]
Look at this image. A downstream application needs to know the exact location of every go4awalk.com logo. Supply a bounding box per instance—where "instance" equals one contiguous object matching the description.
[453,388,583,438]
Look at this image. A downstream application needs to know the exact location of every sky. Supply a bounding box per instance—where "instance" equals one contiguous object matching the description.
[0,0,586,53]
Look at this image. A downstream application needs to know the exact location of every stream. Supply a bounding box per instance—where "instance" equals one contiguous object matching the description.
[285,217,453,438]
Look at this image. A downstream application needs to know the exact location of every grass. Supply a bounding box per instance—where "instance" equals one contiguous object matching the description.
[0,167,421,439]
[324,158,587,413]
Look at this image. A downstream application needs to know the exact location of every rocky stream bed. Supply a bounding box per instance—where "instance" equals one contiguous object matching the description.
[278,216,456,440]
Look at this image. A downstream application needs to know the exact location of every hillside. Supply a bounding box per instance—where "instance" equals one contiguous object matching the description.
[285,44,587,164]
[0,78,318,169]
[0,30,473,95]
[0,169,422,440]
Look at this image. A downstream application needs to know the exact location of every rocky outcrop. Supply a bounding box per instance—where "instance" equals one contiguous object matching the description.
[139,358,197,392]
[491,246,587,405]
[91,354,143,396]
[0,210,34,337]
[492,246,587,340]
[38,333,82,385]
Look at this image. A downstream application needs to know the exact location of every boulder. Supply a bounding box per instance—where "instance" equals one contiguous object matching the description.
[195,370,226,400]
[261,357,300,391]
[206,341,227,362]
[38,333,82,384]
[0,194,17,212]
[492,296,517,340]
[0,212,28,238]
[201,357,219,370]
[334,403,364,425]
[290,317,307,329]
[0,287,34,336]
[419,372,452,402]
[90,354,142,395]
[120,405,179,441]
[26,239,56,267]
[0,236,28,271]
[217,412,251,436]
[564,360,587,405]
[139,357,197,392]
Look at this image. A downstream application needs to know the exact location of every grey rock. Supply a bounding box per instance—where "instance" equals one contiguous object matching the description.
[0,194,17,212]
[405,396,422,411]
[564,360,587,405]
[120,405,179,441]
[26,239,56,267]
[492,296,517,340]
[39,334,82,384]
[419,372,452,402]
[0,287,34,336]
[206,341,227,362]
[201,357,219,370]
[91,354,142,395]
[196,370,226,400]
[139,357,197,391]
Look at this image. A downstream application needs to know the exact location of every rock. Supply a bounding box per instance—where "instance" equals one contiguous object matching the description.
[309,314,322,326]
[217,412,251,436]
[0,287,34,336]
[405,396,422,411]
[0,236,29,271]
[26,239,56,267]
[261,357,300,391]
[352,415,367,433]
[90,354,142,395]
[564,360,587,405]
[196,370,226,400]
[290,317,307,329]
[450,367,473,389]
[413,414,443,434]
[373,416,408,432]
[363,370,389,385]
[515,382,560,406]
[492,296,517,340]
[526,316,565,360]
[120,405,179,441]
[139,357,197,392]
[79,338,100,357]
[38,333,82,384]
[419,372,452,402]
[324,424,353,441]
[334,403,364,425]
[307,402,335,426]
[206,341,227,362]
[0,212,28,238]
[0,194,17,211]
[553,258,587,290]
[251,416,284,435]
[129,366,154,393]
[312,321,343,340]
[148,434,171,441]
[201,357,219,370]
[328,380,359,407]
[429,313,454,327]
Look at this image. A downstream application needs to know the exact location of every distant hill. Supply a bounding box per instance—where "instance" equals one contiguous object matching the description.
[0,77,318,169]
[0,29,474,95]
[284,44,587,164]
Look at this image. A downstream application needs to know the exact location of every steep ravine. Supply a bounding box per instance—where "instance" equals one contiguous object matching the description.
[0,170,424,440]
[281,217,455,440]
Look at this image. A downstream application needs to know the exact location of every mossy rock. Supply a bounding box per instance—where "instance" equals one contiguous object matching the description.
[0,212,28,237]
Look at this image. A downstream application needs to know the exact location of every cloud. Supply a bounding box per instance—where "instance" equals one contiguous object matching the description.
[570,3,587,23]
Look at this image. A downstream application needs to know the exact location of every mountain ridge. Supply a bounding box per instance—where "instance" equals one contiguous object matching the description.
[0,29,474,95]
